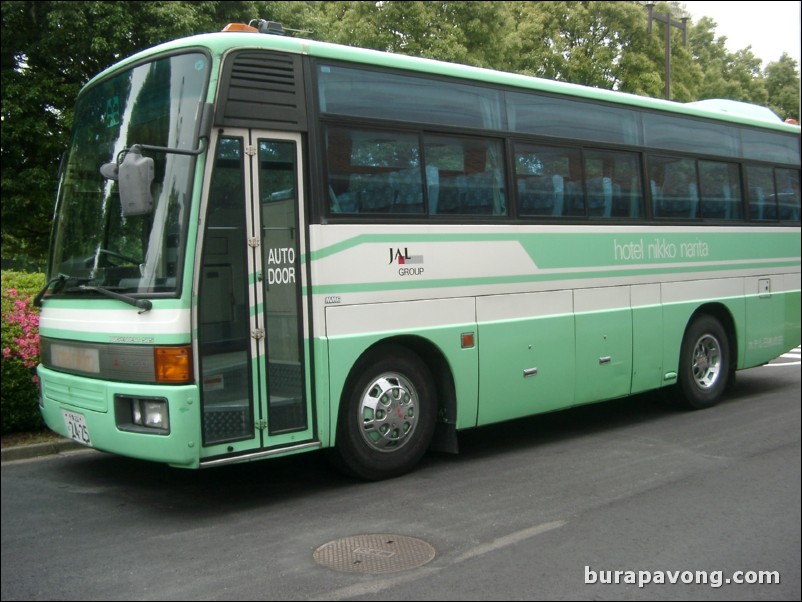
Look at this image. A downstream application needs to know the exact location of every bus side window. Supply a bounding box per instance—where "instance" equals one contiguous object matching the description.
[514,142,575,218]
[746,165,776,220]
[389,167,425,214]
[325,126,421,215]
[775,168,801,222]
[425,134,507,216]
[583,148,643,219]
[585,176,613,217]
[699,160,742,220]
[518,174,564,216]
[651,156,698,219]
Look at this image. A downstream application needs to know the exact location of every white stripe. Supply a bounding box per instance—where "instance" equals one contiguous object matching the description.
[477,290,571,322]
[453,520,566,563]
[662,277,745,304]
[40,307,191,336]
[326,297,475,337]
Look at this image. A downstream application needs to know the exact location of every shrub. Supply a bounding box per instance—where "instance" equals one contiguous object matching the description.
[1,271,46,433]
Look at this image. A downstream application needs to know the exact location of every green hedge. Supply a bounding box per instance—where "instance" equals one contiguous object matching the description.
[1,270,46,433]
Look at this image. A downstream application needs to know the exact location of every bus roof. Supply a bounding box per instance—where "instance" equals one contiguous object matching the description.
[90,29,801,135]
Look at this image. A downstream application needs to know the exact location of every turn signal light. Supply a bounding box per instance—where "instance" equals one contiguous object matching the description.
[154,346,193,384]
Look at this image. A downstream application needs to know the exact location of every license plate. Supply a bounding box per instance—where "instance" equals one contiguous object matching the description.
[62,410,93,447]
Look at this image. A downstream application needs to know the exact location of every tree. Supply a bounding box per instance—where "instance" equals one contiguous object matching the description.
[317,1,515,69]
[690,15,740,100]
[516,1,650,90]
[765,53,801,121]
[1,0,315,267]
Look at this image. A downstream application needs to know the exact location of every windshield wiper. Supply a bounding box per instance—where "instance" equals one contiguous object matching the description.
[34,273,69,307]
[78,285,152,314]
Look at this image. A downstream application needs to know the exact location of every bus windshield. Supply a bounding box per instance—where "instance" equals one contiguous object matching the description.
[47,52,209,297]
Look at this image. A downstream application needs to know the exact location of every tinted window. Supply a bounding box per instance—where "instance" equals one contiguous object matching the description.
[318,65,504,130]
[583,149,643,218]
[645,115,739,158]
[774,168,801,221]
[746,166,801,221]
[741,129,800,164]
[507,91,640,146]
[698,161,742,220]
[746,165,776,220]
[326,127,423,214]
[514,143,580,218]
[425,134,507,215]
[649,156,699,219]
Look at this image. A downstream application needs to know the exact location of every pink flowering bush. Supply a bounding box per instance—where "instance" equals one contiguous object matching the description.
[3,288,40,369]
[1,271,46,433]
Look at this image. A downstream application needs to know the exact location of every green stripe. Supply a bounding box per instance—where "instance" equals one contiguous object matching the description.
[310,231,800,266]
[309,259,801,296]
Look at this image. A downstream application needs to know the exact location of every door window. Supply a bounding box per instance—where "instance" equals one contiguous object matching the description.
[258,140,307,433]
[198,137,254,445]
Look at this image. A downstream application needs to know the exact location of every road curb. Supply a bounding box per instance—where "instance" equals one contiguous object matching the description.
[1,439,88,463]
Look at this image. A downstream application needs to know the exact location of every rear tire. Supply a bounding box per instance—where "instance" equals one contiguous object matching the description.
[674,315,731,410]
[333,345,437,480]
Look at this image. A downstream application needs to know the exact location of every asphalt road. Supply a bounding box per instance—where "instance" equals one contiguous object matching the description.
[2,350,799,601]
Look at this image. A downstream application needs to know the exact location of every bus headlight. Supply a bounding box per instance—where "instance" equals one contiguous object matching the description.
[115,395,170,434]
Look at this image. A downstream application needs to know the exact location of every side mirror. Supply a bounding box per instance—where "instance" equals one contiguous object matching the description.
[118,146,154,216]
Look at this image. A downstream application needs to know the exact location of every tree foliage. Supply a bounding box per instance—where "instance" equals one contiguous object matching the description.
[2,1,799,266]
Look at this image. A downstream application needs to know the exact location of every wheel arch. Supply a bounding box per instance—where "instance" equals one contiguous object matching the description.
[671,303,738,409]
[332,334,457,449]
[687,302,738,375]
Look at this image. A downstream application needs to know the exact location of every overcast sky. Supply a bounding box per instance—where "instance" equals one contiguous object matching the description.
[681,1,801,66]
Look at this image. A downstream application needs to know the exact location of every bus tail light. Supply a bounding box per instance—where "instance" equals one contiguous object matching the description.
[154,346,193,384]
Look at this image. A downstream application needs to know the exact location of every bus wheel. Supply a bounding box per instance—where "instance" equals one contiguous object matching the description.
[675,315,731,410]
[334,345,436,480]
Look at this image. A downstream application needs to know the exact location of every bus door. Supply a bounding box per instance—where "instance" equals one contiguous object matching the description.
[198,130,312,458]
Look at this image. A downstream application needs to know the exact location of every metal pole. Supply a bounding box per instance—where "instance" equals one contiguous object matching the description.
[664,16,671,100]
[644,3,688,100]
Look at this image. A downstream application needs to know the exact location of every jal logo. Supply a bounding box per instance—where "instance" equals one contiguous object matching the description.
[388,247,423,265]
[389,247,425,277]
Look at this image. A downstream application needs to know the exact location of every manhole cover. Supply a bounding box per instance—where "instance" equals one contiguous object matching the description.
[313,534,436,574]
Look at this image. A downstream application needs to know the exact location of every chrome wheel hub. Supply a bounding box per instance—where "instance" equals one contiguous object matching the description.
[692,334,722,390]
[359,374,418,452]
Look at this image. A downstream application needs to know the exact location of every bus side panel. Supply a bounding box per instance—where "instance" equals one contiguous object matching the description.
[660,278,746,379]
[574,287,632,405]
[476,291,574,426]
[38,366,200,468]
[312,336,332,448]
[743,275,790,368]
[785,273,802,350]
[631,284,664,394]
[324,298,478,445]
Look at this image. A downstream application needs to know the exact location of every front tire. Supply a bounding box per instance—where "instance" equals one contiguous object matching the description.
[674,315,731,410]
[333,345,437,480]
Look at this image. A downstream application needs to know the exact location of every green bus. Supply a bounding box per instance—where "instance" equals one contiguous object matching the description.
[37,20,801,480]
